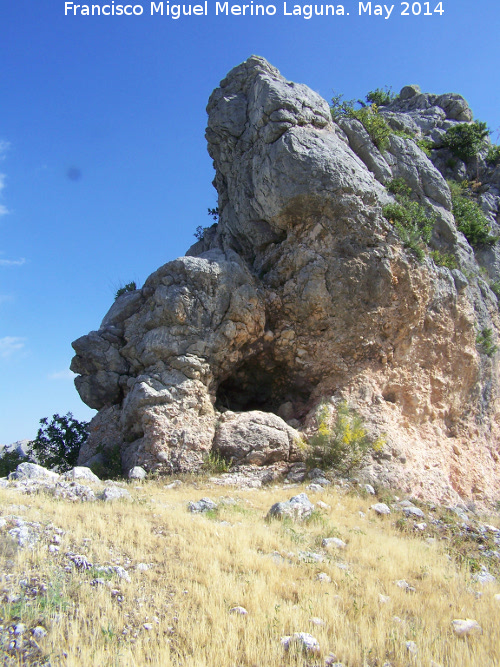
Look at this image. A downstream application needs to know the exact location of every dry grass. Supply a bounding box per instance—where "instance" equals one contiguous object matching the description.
[1,480,499,666]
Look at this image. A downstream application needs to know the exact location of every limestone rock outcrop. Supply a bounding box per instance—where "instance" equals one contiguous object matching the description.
[71,56,500,505]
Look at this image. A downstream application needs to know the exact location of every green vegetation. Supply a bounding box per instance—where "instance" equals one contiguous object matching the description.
[383,179,435,261]
[89,443,123,479]
[416,136,435,157]
[29,413,89,473]
[202,450,232,474]
[448,180,496,246]
[0,448,29,477]
[486,144,500,165]
[115,281,137,299]
[365,86,397,107]
[331,93,392,151]
[306,401,384,477]
[476,328,498,357]
[442,121,489,162]
[430,250,458,270]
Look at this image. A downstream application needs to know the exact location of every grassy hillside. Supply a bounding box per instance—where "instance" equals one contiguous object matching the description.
[1,478,499,666]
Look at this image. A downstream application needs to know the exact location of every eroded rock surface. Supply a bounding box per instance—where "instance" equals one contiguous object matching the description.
[71,56,500,505]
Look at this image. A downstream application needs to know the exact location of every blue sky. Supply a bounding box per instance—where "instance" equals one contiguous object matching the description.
[1,0,499,443]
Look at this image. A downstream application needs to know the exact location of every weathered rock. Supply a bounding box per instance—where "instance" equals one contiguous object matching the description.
[451,619,482,637]
[188,497,218,513]
[267,493,314,520]
[213,410,302,465]
[8,463,59,482]
[371,503,391,515]
[62,467,101,484]
[322,537,347,550]
[281,632,320,654]
[128,466,147,480]
[99,486,131,502]
[71,56,500,505]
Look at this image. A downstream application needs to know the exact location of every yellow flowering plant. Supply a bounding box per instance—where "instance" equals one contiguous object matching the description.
[307,401,384,477]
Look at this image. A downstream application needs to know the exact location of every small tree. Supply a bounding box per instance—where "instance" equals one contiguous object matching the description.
[30,413,89,472]
[307,401,384,477]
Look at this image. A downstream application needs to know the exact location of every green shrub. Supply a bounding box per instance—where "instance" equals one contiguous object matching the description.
[306,401,384,477]
[202,450,231,474]
[448,180,496,246]
[416,137,435,157]
[115,282,137,299]
[365,87,397,107]
[350,105,392,151]
[476,328,497,357]
[430,250,458,270]
[490,281,500,299]
[330,94,392,151]
[383,184,435,261]
[442,121,489,162]
[29,413,89,473]
[89,443,122,479]
[486,144,500,165]
[386,177,412,198]
[330,92,357,120]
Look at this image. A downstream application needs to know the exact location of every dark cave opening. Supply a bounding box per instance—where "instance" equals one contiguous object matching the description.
[215,357,314,420]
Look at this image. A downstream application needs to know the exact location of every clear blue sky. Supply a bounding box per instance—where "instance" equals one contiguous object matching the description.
[1,0,499,443]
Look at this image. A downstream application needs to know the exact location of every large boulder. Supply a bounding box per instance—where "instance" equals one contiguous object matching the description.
[213,411,303,465]
[71,57,500,505]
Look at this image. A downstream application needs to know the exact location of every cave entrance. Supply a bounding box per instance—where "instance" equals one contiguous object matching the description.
[215,356,313,420]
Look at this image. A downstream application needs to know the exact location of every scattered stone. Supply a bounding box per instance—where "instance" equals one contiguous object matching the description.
[281,632,320,654]
[136,563,150,571]
[405,641,417,655]
[394,580,415,592]
[13,624,25,636]
[299,551,324,563]
[322,537,347,550]
[415,522,427,531]
[267,493,314,521]
[128,466,147,480]
[363,484,376,495]
[371,503,391,515]
[494,593,500,602]
[100,486,131,502]
[48,545,59,553]
[32,626,47,639]
[286,464,307,483]
[316,572,331,583]
[306,483,324,492]
[188,498,218,513]
[472,567,496,585]
[164,480,183,489]
[68,554,93,570]
[402,506,426,519]
[143,623,153,631]
[379,594,391,604]
[53,481,96,502]
[229,606,248,615]
[452,619,482,637]
[309,617,325,626]
[316,500,330,510]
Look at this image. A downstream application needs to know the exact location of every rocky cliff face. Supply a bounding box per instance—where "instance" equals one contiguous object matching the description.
[71,56,500,506]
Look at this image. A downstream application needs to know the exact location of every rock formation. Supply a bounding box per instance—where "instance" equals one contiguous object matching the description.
[71,56,500,505]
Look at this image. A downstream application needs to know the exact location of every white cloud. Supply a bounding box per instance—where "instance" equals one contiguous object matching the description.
[0,257,25,267]
[49,369,77,381]
[0,336,26,359]
[0,141,10,159]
